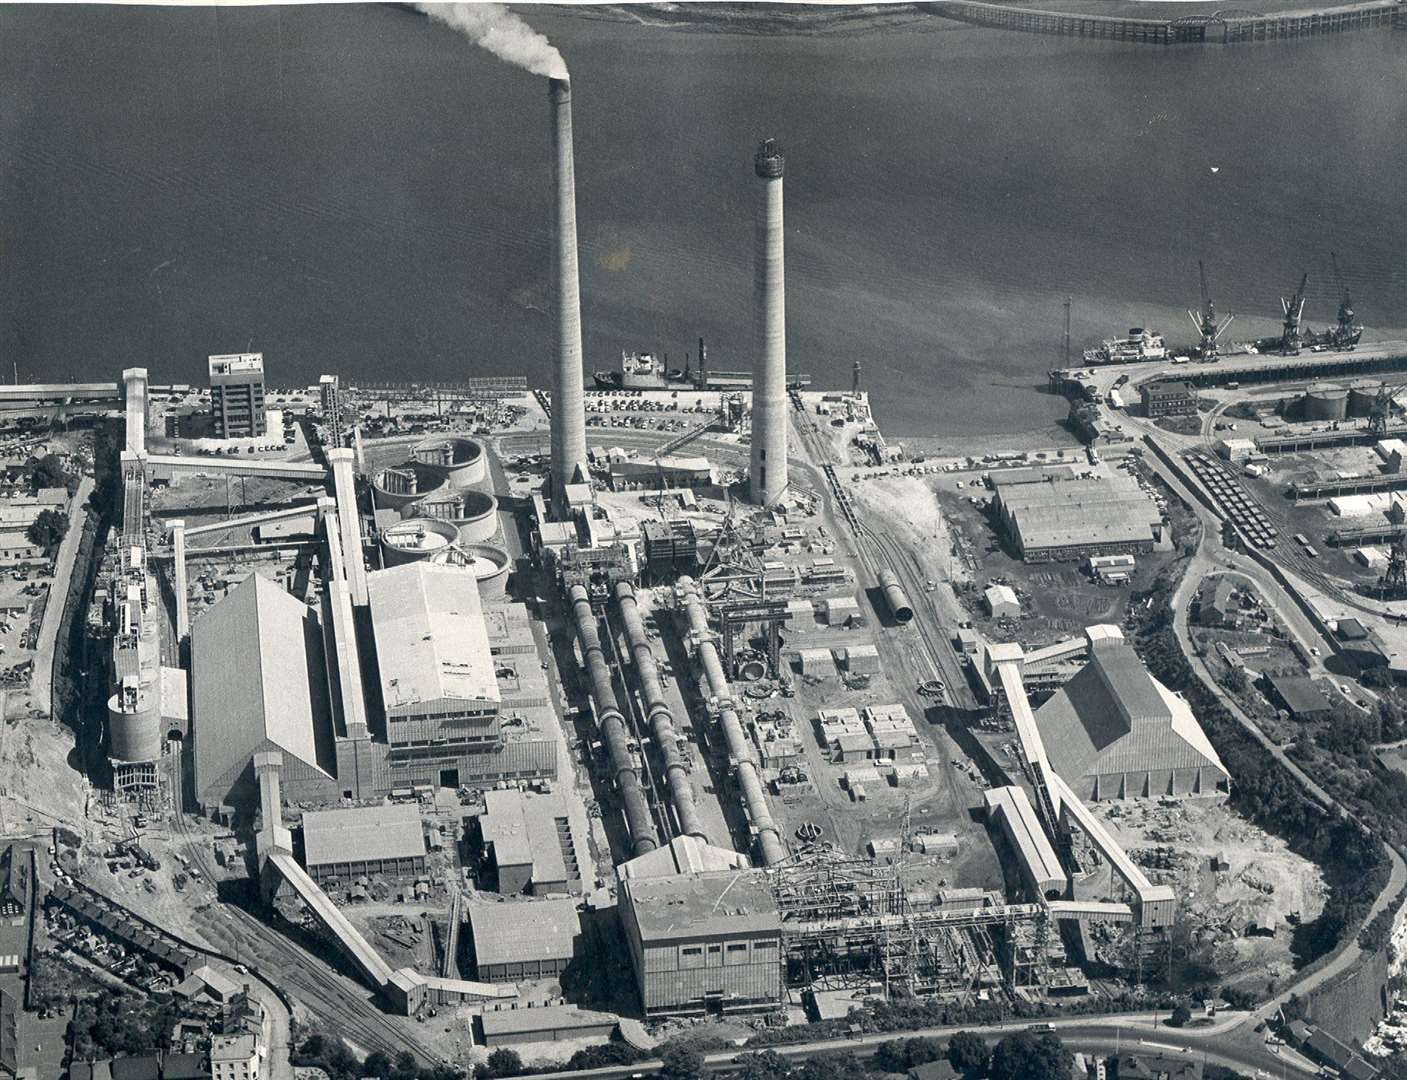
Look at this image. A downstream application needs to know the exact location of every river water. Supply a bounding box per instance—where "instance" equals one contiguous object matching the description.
[1,5,1404,442]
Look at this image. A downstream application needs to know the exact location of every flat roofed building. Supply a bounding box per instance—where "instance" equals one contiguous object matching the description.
[995,475,1161,563]
[192,575,337,814]
[617,836,751,881]
[480,1003,617,1046]
[1035,640,1230,800]
[368,564,500,751]
[478,788,570,896]
[617,869,782,1017]
[1141,380,1197,418]
[301,803,427,885]
[209,1033,260,1080]
[207,353,266,439]
[470,897,580,983]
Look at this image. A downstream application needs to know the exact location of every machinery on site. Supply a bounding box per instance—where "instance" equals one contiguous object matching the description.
[1186,260,1235,360]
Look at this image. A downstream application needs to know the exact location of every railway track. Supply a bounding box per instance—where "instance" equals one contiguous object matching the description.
[167,748,431,1061]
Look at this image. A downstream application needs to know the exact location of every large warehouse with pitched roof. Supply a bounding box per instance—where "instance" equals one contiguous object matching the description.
[192,575,339,814]
[1034,637,1230,801]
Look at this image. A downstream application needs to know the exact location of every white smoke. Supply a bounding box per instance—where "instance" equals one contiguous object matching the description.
[417,3,568,81]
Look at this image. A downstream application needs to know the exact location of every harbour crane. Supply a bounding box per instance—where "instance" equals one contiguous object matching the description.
[1367,379,1407,438]
[1186,260,1235,359]
[1330,252,1364,348]
[1281,273,1309,353]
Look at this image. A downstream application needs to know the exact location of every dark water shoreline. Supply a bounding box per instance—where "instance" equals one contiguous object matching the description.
[2,6,1404,439]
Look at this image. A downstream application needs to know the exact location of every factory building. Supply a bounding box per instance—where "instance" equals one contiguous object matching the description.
[607,456,713,492]
[983,786,1065,901]
[469,897,580,983]
[476,788,571,896]
[301,804,427,887]
[1034,638,1230,800]
[367,562,500,758]
[192,575,339,815]
[994,472,1161,563]
[617,865,783,1017]
[207,353,267,439]
[1140,380,1197,419]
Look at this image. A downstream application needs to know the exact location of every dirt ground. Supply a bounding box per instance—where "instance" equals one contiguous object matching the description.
[0,694,94,840]
[845,472,973,588]
[1090,799,1326,989]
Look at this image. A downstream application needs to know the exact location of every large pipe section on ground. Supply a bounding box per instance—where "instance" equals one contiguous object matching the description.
[676,577,786,865]
[549,78,588,501]
[614,581,708,842]
[568,584,657,857]
[878,568,914,624]
[749,140,788,506]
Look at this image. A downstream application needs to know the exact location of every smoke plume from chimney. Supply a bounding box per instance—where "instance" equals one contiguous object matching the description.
[416,3,567,80]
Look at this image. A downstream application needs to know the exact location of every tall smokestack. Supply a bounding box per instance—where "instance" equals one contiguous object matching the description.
[749,139,787,506]
[550,77,588,501]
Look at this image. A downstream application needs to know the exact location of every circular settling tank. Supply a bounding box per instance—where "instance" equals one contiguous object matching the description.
[380,517,459,566]
[457,542,511,600]
[371,461,449,510]
[455,488,499,543]
[411,436,487,488]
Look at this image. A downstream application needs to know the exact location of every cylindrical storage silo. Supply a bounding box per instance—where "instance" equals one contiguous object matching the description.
[1303,382,1349,422]
[108,687,161,763]
[1348,379,1380,419]
[380,517,458,566]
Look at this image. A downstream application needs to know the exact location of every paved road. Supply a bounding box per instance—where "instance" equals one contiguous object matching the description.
[515,1012,1320,1080]
[32,475,94,717]
[1140,435,1407,1025]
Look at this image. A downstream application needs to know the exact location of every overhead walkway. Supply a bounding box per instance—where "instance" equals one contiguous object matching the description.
[182,502,320,539]
[993,644,1177,929]
[253,755,512,1015]
[146,454,329,482]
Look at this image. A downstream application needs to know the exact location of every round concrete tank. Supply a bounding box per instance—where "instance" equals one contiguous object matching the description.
[738,659,767,681]
[371,461,448,511]
[458,542,511,600]
[411,436,487,489]
[108,689,161,763]
[455,488,499,543]
[380,517,458,566]
[1349,380,1380,418]
[878,569,914,624]
[1303,382,1349,421]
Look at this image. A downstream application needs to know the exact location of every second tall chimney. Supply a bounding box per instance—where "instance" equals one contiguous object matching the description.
[749,139,787,505]
[550,77,588,501]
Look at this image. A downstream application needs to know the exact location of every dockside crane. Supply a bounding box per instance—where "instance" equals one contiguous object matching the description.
[1368,380,1407,438]
[1331,252,1364,349]
[1186,260,1235,359]
[1281,273,1309,353]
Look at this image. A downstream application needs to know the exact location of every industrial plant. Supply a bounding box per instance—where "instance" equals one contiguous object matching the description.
[5,20,1404,1080]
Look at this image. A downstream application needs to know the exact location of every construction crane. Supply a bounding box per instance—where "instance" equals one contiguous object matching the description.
[1186,261,1235,360]
[1330,252,1364,349]
[1368,380,1407,437]
[1281,273,1309,353]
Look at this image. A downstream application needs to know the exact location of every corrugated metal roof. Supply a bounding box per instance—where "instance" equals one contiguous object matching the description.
[1035,644,1228,787]
[470,897,579,967]
[983,786,1064,893]
[368,564,499,714]
[192,575,334,806]
[302,803,425,867]
[480,789,568,885]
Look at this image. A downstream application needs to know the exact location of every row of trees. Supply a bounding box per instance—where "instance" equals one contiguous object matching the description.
[723,1030,1071,1080]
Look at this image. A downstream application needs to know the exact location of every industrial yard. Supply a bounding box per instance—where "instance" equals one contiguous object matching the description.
[2,14,1407,1080]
